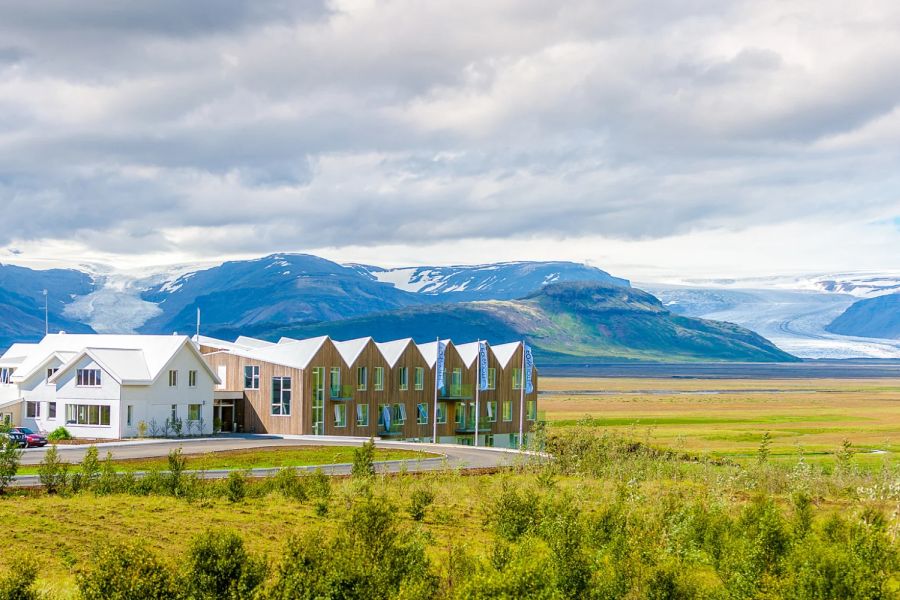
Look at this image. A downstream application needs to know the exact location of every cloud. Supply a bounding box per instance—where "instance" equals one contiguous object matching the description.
[0,0,897,275]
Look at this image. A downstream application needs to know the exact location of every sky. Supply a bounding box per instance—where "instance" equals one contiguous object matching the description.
[1,0,899,280]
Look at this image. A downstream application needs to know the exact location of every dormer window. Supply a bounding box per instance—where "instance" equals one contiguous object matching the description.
[76,369,101,387]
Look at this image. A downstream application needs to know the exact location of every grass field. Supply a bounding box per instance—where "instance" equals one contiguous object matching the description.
[540,376,900,468]
[15,446,429,476]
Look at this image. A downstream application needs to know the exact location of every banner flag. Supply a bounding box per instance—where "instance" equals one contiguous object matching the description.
[382,405,392,431]
[524,344,535,394]
[478,342,489,390]
[435,341,446,390]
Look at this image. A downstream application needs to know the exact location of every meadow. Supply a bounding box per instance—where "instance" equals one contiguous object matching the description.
[1,376,899,599]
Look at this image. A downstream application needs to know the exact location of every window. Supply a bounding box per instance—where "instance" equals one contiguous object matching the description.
[394,403,407,425]
[65,404,111,426]
[455,404,465,426]
[512,368,522,390]
[356,404,369,427]
[0,367,13,384]
[452,368,462,388]
[244,365,260,389]
[188,404,201,421]
[26,401,40,418]
[334,404,347,427]
[527,399,537,421]
[168,370,178,387]
[502,401,512,422]
[126,405,133,427]
[77,369,101,387]
[374,367,384,391]
[486,401,497,423]
[414,367,424,391]
[487,368,496,390]
[271,377,292,416]
[509,433,519,448]
[188,370,197,388]
[437,402,447,424]
[357,366,367,391]
[48,402,57,420]
[398,367,408,391]
[416,403,428,425]
[485,434,494,447]
[46,367,58,384]
[171,404,177,421]
[378,403,389,427]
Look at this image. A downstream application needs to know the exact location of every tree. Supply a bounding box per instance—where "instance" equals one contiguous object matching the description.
[0,439,22,494]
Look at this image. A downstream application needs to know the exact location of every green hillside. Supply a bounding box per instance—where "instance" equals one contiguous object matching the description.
[225,281,797,364]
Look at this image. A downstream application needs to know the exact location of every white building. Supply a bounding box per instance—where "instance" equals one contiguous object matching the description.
[0,334,219,439]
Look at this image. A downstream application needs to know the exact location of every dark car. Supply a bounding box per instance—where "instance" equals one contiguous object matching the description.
[11,427,48,448]
[0,429,27,448]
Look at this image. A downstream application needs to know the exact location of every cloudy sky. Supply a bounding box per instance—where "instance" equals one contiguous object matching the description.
[1,0,898,279]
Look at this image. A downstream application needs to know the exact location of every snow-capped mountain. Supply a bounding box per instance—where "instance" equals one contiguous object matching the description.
[348,261,629,301]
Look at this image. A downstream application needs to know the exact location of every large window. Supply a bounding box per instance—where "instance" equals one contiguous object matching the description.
[330,367,341,396]
[26,401,40,418]
[334,404,347,428]
[77,369,102,387]
[168,370,178,387]
[502,401,512,422]
[416,403,428,425]
[271,376,292,416]
[356,404,369,427]
[437,402,447,424]
[373,367,384,391]
[512,368,522,390]
[394,403,407,425]
[487,368,496,390]
[486,401,497,423]
[66,404,111,426]
[188,370,197,388]
[455,404,465,426]
[527,400,537,421]
[188,404,201,421]
[398,367,408,391]
[414,367,424,391]
[357,366,367,391]
[244,365,260,389]
[48,402,57,420]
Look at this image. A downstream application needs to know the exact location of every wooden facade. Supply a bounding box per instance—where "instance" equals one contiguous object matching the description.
[199,337,538,446]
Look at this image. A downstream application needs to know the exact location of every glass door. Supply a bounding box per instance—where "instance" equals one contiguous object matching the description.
[312,368,325,435]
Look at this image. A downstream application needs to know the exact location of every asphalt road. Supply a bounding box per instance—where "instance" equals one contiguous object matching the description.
[10,435,530,487]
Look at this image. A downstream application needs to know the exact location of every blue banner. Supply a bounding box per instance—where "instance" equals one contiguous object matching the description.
[524,344,535,394]
[382,405,392,431]
[478,342,489,390]
[435,341,446,390]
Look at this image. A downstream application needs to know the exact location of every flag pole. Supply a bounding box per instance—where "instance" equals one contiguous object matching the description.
[474,339,480,447]
[432,336,439,444]
[518,339,526,449]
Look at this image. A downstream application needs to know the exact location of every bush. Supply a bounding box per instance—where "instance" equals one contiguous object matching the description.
[269,467,307,502]
[408,487,434,522]
[77,541,178,600]
[38,444,68,494]
[484,482,542,541]
[71,445,100,493]
[0,439,22,494]
[46,426,73,442]
[183,530,266,600]
[0,557,39,600]
[351,438,376,479]
[225,470,246,503]
[307,469,331,516]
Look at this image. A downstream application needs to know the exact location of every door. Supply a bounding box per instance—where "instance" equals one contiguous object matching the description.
[312,368,325,435]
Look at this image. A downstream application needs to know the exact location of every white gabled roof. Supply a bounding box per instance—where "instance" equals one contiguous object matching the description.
[375,338,413,367]
[490,342,522,368]
[278,337,299,344]
[15,334,219,386]
[454,341,481,368]
[234,336,275,349]
[240,335,330,370]
[416,339,452,368]
[333,337,372,367]
[196,335,274,352]
[0,343,38,367]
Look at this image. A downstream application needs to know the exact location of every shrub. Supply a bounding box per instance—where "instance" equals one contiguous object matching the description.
[47,426,73,442]
[71,445,101,493]
[77,541,178,600]
[183,530,266,600]
[0,439,22,494]
[226,470,246,503]
[94,451,120,495]
[307,469,331,516]
[351,438,376,479]
[408,487,434,522]
[484,482,542,541]
[0,557,38,600]
[136,421,148,438]
[270,467,307,502]
[38,444,69,494]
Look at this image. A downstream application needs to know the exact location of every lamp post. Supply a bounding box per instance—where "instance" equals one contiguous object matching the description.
[42,289,48,336]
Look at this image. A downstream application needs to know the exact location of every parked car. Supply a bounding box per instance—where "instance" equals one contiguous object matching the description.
[11,427,48,447]
[0,429,27,448]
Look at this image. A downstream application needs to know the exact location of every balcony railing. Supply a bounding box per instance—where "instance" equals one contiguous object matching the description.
[330,385,354,400]
[378,421,404,437]
[440,384,473,400]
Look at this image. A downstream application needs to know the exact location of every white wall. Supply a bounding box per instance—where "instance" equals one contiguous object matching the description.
[18,355,73,433]
[121,345,215,438]
[52,355,122,439]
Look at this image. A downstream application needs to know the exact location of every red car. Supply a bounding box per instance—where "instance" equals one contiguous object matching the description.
[12,427,48,447]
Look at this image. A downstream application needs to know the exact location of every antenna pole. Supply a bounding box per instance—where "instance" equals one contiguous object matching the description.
[43,290,48,336]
